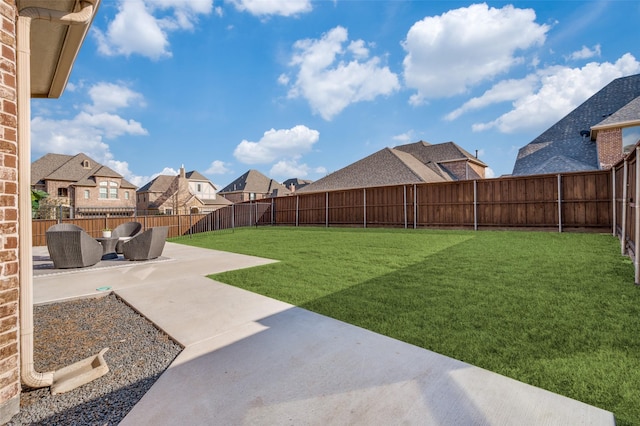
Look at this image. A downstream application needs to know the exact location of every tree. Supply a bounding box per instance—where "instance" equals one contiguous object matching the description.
[31,189,48,218]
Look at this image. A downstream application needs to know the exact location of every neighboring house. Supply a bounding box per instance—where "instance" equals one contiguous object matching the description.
[219,169,291,203]
[283,178,313,192]
[512,73,640,176]
[137,166,231,215]
[297,141,487,193]
[2,0,100,422]
[31,152,137,218]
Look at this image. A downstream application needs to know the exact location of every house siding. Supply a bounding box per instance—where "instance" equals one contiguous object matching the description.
[0,0,20,421]
[596,128,624,169]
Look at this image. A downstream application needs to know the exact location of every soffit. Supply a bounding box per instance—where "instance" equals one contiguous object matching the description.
[17,0,99,98]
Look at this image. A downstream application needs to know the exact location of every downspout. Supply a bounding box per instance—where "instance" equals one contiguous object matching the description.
[17,0,96,389]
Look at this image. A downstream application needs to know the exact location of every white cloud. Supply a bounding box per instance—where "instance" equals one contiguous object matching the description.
[31,82,149,186]
[205,160,233,174]
[402,3,549,104]
[285,26,400,120]
[472,53,640,134]
[567,44,601,61]
[269,160,326,179]
[86,82,146,113]
[93,0,213,60]
[277,74,290,85]
[226,0,312,17]
[234,125,319,164]
[445,75,539,121]
[393,131,415,143]
[485,167,496,178]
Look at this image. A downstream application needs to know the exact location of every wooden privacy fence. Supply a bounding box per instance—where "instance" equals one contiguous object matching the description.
[613,145,640,283]
[264,171,612,231]
[32,202,270,247]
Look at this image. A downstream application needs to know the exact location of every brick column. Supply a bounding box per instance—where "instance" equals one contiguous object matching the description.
[0,0,20,422]
[596,127,624,169]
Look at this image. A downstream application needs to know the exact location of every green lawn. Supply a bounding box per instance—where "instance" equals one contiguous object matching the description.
[174,227,640,425]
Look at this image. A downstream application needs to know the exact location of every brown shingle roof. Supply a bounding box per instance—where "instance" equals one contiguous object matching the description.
[298,147,451,193]
[31,152,137,189]
[394,141,486,166]
[137,175,176,193]
[219,169,291,196]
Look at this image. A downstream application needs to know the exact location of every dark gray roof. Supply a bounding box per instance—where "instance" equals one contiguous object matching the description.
[31,152,136,189]
[512,74,640,176]
[219,169,291,196]
[283,178,313,188]
[593,96,640,128]
[297,147,451,194]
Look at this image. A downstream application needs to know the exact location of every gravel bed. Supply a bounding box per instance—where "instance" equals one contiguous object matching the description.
[8,294,182,425]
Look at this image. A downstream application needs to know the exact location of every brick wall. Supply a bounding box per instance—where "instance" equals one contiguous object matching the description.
[597,128,624,169]
[0,0,21,422]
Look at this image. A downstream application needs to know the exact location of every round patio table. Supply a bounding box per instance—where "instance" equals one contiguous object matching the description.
[96,237,119,260]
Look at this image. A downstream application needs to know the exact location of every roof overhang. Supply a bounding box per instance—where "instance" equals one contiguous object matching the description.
[590,119,640,140]
[17,0,100,98]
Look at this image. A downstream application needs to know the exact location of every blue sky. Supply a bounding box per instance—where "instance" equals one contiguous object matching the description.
[31,0,640,188]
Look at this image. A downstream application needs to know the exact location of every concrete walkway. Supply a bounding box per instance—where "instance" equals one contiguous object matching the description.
[33,242,615,425]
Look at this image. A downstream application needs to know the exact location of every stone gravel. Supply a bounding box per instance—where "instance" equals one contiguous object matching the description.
[8,294,182,425]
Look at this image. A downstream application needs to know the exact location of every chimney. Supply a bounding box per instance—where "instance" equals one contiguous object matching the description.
[475,150,478,158]
[289,183,295,192]
[179,164,186,179]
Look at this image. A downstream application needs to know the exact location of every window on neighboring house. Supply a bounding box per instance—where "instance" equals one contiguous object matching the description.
[58,188,68,197]
[196,183,202,192]
[81,160,90,169]
[165,209,172,215]
[84,190,90,199]
[99,182,108,199]
[125,191,130,200]
[249,192,256,200]
[109,181,118,199]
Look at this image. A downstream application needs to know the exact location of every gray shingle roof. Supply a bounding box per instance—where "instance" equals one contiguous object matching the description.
[512,74,640,176]
[219,169,291,196]
[593,96,640,128]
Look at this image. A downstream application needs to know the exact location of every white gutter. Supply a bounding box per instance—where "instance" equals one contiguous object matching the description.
[17,0,96,389]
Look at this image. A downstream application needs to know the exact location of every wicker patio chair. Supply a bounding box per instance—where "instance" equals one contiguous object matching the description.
[46,225,103,269]
[112,222,142,253]
[122,226,168,261]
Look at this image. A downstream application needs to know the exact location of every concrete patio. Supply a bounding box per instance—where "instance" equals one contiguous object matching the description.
[32,242,615,425]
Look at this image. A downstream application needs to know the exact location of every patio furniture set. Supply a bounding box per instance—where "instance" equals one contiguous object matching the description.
[45,222,169,269]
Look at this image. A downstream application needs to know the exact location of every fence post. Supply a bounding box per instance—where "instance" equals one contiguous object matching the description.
[189,213,193,238]
[612,167,616,237]
[363,188,367,228]
[413,184,417,229]
[296,196,299,227]
[271,199,274,225]
[557,174,562,233]
[232,204,235,230]
[325,192,329,228]
[622,160,628,255]
[635,147,640,284]
[473,180,478,231]
[403,185,407,229]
